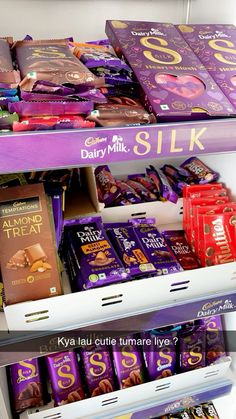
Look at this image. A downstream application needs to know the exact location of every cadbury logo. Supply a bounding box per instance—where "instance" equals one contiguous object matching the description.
[85,136,107,147]
[198,31,230,40]
[0,196,41,218]
[202,300,222,310]
[131,28,165,37]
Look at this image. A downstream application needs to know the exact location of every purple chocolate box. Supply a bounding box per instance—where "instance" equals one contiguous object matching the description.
[133,223,183,275]
[112,335,145,389]
[81,345,115,397]
[203,315,226,365]
[142,330,177,381]
[179,323,206,372]
[177,24,236,110]
[45,351,85,406]
[106,20,234,120]
[9,358,43,413]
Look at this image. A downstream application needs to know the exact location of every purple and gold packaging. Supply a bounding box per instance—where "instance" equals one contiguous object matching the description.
[105,222,156,277]
[9,358,43,413]
[180,157,219,184]
[203,316,226,365]
[95,165,121,205]
[45,351,85,406]
[81,345,115,397]
[112,335,145,389]
[179,321,206,372]
[132,221,183,275]
[177,24,236,110]
[65,217,128,290]
[142,328,177,381]
[106,20,234,120]
[190,405,207,418]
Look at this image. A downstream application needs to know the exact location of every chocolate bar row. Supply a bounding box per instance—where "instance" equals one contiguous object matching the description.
[158,402,220,418]
[63,216,201,291]
[95,158,218,207]
[183,183,236,267]
[8,315,225,413]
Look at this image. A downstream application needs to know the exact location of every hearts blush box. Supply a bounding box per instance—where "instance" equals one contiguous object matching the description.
[106,20,234,120]
[176,24,236,110]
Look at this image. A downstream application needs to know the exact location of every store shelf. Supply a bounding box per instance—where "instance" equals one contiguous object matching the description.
[3,359,230,419]
[0,118,236,174]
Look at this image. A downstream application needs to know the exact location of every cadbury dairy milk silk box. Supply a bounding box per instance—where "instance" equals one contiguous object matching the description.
[177,24,236,110]
[9,358,43,413]
[0,183,62,304]
[45,351,85,406]
[112,335,145,389]
[81,344,115,397]
[106,20,234,119]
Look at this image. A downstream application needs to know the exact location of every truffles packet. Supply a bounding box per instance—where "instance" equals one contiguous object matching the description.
[112,335,145,389]
[81,344,115,397]
[0,183,62,305]
[65,217,128,290]
[105,222,156,277]
[9,358,43,413]
[45,351,85,406]
[180,157,219,184]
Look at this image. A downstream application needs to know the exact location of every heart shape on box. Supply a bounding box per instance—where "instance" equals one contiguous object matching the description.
[229,92,236,99]
[217,73,226,80]
[155,73,205,99]
[140,70,151,77]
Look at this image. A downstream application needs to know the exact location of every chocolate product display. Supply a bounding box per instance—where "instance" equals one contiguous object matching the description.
[9,358,44,413]
[155,401,220,418]
[7,321,225,413]
[95,157,217,208]
[45,351,85,406]
[0,183,62,304]
[162,230,200,270]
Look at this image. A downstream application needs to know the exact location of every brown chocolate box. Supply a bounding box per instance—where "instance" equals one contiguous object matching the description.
[0,184,62,305]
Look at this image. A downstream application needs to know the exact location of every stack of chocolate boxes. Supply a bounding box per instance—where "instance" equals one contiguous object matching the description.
[2,22,236,130]
[8,315,225,412]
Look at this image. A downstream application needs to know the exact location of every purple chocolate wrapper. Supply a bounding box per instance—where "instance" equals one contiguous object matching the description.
[9,358,43,413]
[106,20,234,119]
[180,157,219,184]
[65,217,129,290]
[133,222,183,275]
[8,100,94,116]
[162,230,200,270]
[142,330,177,381]
[179,323,206,372]
[105,222,156,277]
[126,179,157,202]
[147,166,178,203]
[115,180,142,205]
[95,165,121,205]
[112,335,145,389]
[45,351,85,406]
[81,345,115,397]
[21,88,107,103]
[203,316,226,365]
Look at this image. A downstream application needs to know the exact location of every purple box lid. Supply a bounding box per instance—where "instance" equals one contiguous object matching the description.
[177,24,236,111]
[106,20,234,118]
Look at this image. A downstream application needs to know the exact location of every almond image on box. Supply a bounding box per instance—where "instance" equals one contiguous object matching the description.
[0,183,62,304]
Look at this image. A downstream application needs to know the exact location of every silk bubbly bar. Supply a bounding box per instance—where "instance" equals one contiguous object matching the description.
[106,20,234,119]
[0,183,62,304]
